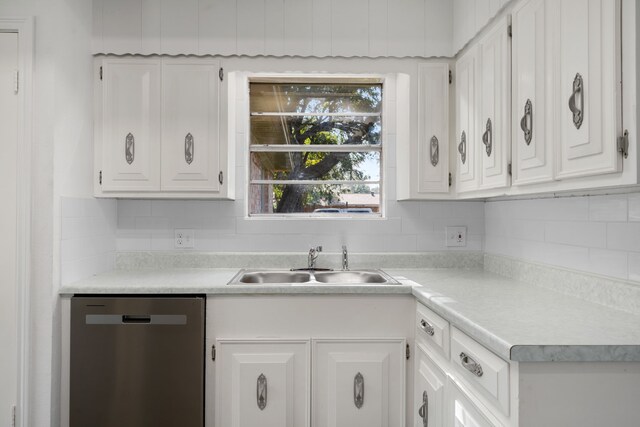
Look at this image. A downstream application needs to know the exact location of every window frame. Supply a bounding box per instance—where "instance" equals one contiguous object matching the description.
[244,73,389,219]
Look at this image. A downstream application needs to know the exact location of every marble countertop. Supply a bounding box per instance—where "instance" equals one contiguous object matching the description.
[60,267,640,362]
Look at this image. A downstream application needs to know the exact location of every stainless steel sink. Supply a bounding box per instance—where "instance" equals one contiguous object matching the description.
[237,271,312,284]
[228,269,398,285]
[313,271,389,284]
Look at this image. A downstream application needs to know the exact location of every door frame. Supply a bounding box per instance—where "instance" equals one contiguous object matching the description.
[0,17,33,427]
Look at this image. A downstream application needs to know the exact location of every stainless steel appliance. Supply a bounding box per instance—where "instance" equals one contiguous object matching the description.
[70,296,205,427]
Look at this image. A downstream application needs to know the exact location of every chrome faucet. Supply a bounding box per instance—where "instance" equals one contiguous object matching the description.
[342,245,349,271]
[308,246,323,269]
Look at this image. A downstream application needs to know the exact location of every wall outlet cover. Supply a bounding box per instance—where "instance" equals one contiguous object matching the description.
[175,229,195,249]
[445,226,467,247]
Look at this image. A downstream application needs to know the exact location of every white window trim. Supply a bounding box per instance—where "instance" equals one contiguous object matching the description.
[240,72,397,219]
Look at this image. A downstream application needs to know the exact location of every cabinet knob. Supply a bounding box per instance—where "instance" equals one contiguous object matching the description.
[482,118,492,157]
[430,136,439,167]
[184,133,194,165]
[458,131,467,164]
[568,73,584,129]
[354,372,364,409]
[257,373,267,410]
[521,99,533,145]
[125,133,135,165]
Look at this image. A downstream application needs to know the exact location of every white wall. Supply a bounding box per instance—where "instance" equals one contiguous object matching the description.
[485,192,640,282]
[0,0,95,425]
[92,0,453,57]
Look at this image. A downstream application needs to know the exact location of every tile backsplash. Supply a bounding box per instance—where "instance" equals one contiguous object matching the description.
[60,197,117,285]
[116,199,485,253]
[485,192,640,281]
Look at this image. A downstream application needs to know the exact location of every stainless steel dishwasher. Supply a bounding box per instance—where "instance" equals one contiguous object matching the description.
[70,296,205,427]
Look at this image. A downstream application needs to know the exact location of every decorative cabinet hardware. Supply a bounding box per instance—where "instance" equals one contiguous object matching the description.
[98,170,102,185]
[618,129,629,159]
[459,352,483,377]
[257,373,267,410]
[521,99,533,145]
[184,133,194,165]
[406,343,411,360]
[568,73,584,129]
[219,67,224,81]
[211,345,216,361]
[418,390,428,426]
[125,133,135,164]
[420,319,435,336]
[354,372,364,409]
[458,131,467,164]
[482,118,493,157]
[430,136,439,167]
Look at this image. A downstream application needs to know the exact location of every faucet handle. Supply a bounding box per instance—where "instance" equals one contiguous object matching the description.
[314,245,323,252]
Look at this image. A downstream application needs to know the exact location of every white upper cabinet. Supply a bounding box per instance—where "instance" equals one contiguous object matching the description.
[161,58,221,192]
[477,16,511,190]
[511,0,554,186]
[455,47,479,193]
[100,58,161,192]
[397,63,450,199]
[555,0,621,180]
[95,56,233,199]
[312,339,405,427]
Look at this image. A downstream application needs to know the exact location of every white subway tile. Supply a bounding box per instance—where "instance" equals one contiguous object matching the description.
[588,195,628,222]
[629,193,640,222]
[629,253,640,281]
[509,219,545,242]
[118,199,151,217]
[545,221,606,248]
[607,223,640,252]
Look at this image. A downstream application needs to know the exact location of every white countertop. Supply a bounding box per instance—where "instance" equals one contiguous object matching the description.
[60,267,640,362]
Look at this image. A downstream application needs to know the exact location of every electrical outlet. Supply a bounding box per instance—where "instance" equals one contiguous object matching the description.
[174,229,195,249]
[445,226,467,247]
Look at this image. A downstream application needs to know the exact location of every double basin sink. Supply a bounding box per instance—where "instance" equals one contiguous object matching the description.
[228,269,399,285]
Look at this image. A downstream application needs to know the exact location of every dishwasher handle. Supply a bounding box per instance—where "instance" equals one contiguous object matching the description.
[122,315,151,324]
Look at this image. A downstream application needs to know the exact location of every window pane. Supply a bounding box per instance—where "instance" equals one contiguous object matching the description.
[250,83,382,114]
[250,151,380,182]
[249,183,381,215]
[250,115,381,146]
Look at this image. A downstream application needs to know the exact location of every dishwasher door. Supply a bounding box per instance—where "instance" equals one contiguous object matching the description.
[70,296,205,427]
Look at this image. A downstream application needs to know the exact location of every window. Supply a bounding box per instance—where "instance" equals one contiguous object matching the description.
[248,78,383,216]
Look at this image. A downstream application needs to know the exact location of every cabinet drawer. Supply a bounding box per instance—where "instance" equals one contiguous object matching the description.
[415,302,450,358]
[450,327,510,415]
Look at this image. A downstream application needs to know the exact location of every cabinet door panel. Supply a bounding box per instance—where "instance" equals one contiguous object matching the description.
[414,344,445,427]
[512,0,554,185]
[102,59,161,191]
[557,0,620,179]
[447,380,495,427]
[161,59,221,192]
[417,63,450,194]
[455,48,479,193]
[478,17,510,190]
[312,339,405,427]
[215,340,310,427]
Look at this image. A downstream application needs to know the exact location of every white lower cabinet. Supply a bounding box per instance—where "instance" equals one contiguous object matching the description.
[312,339,406,427]
[447,380,495,427]
[215,339,310,427]
[414,343,446,427]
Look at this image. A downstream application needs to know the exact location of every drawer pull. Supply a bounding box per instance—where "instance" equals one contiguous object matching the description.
[521,99,533,145]
[420,319,435,336]
[125,132,135,164]
[459,352,483,377]
[568,73,584,129]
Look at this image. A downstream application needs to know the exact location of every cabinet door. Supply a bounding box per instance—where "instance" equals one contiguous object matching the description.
[511,0,554,185]
[161,59,222,192]
[556,0,621,179]
[101,58,161,191]
[447,380,495,427]
[215,339,310,427]
[478,17,510,190]
[414,344,446,427]
[455,48,479,193]
[416,63,450,194]
[312,338,405,427]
